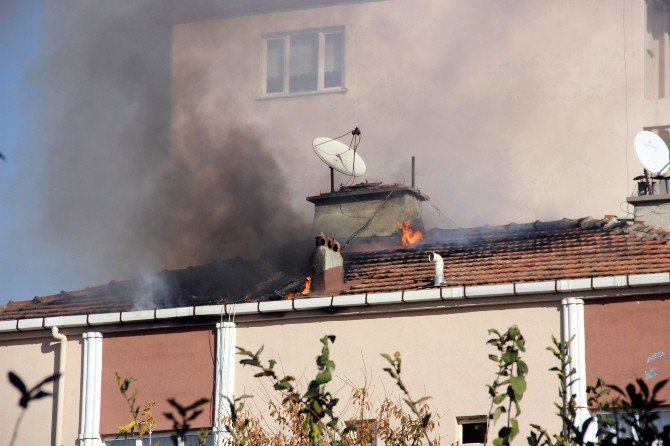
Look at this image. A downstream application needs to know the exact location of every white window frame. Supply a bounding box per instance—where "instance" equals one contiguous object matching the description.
[260,26,345,98]
[457,416,487,446]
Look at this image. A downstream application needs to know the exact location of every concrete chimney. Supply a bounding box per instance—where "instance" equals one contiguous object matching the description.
[627,177,670,231]
[311,233,345,294]
[306,184,429,240]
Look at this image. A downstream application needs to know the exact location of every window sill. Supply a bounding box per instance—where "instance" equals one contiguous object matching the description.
[257,87,347,101]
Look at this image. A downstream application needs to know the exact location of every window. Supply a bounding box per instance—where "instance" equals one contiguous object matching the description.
[645,0,670,99]
[103,432,214,446]
[597,408,670,439]
[262,28,344,97]
[458,416,487,446]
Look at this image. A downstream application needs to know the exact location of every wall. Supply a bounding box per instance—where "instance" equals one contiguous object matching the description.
[0,335,81,446]
[585,296,670,401]
[170,0,668,267]
[101,327,216,435]
[236,302,562,444]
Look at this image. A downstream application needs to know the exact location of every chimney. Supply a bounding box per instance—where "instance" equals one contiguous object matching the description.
[311,233,345,293]
[627,176,670,231]
[306,184,429,239]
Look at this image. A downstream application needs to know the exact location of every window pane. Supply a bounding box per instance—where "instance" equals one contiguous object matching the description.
[324,33,343,88]
[289,33,318,92]
[184,433,214,446]
[105,440,138,446]
[266,39,284,93]
[146,437,174,446]
[461,422,486,444]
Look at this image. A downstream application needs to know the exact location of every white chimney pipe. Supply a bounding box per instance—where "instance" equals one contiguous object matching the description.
[428,252,444,286]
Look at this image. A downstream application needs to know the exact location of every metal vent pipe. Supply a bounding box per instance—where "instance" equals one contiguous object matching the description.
[428,252,444,286]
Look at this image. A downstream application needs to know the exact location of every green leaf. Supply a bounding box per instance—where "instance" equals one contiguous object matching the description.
[510,418,520,439]
[502,350,519,365]
[315,370,332,385]
[493,394,506,404]
[509,376,527,396]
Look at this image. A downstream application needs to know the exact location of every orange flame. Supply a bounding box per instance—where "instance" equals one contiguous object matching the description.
[395,220,423,246]
[285,276,311,300]
[301,276,312,295]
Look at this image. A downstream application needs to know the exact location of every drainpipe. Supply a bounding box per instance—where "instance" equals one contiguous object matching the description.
[51,327,67,446]
[428,253,444,286]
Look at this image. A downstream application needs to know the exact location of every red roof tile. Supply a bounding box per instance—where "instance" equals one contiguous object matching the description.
[342,218,670,293]
[2,217,670,320]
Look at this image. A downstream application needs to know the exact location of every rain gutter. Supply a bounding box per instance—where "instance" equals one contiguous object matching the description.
[0,272,668,334]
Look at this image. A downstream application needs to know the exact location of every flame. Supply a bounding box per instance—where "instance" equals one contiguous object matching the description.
[285,276,311,300]
[395,220,423,246]
[301,276,311,295]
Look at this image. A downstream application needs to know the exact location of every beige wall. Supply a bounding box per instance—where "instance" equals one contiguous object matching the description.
[0,301,560,445]
[236,302,562,444]
[170,0,669,267]
[0,335,81,446]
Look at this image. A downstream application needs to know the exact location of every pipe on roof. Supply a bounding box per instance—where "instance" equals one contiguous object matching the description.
[51,327,67,446]
[428,252,445,286]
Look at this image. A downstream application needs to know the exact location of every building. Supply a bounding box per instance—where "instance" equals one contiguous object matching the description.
[5,1,670,445]
[3,184,670,445]
[167,0,670,238]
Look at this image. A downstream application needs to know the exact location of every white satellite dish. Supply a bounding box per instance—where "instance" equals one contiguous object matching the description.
[313,137,366,177]
[634,130,670,175]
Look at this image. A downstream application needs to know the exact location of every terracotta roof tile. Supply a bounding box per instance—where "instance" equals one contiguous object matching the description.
[341,217,670,293]
[2,217,670,320]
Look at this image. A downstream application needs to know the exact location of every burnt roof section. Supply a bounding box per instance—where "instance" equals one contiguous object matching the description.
[2,217,670,320]
[0,238,314,321]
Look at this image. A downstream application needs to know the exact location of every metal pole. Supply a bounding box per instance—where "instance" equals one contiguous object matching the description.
[330,167,335,192]
[411,156,415,188]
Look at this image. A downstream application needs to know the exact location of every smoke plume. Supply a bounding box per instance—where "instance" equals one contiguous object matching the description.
[30,1,308,296]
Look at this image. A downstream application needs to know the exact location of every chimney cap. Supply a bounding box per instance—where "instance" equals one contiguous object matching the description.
[306,184,429,204]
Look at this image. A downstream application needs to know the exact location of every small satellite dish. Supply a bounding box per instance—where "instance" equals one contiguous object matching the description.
[634,130,670,175]
[313,137,366,177]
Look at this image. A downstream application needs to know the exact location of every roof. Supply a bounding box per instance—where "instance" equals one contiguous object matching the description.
[2,217,670,321]
[343,217,670,293]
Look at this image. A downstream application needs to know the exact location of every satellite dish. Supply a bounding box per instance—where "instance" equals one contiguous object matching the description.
[313,137,366,176]
[634,130,670,175]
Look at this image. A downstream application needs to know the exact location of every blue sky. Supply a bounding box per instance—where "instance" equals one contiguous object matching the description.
[0,1,66,303]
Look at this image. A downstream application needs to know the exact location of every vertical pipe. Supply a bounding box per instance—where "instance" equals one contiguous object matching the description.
[85,334,95,443]
[214,322,237,446]
[576,300,587,408]
[79,334,89,445]
[330,167,334,192]
[411,156,415,188]
[51,327,67,446]
[79,332,103,446]
[93,334,102,442]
